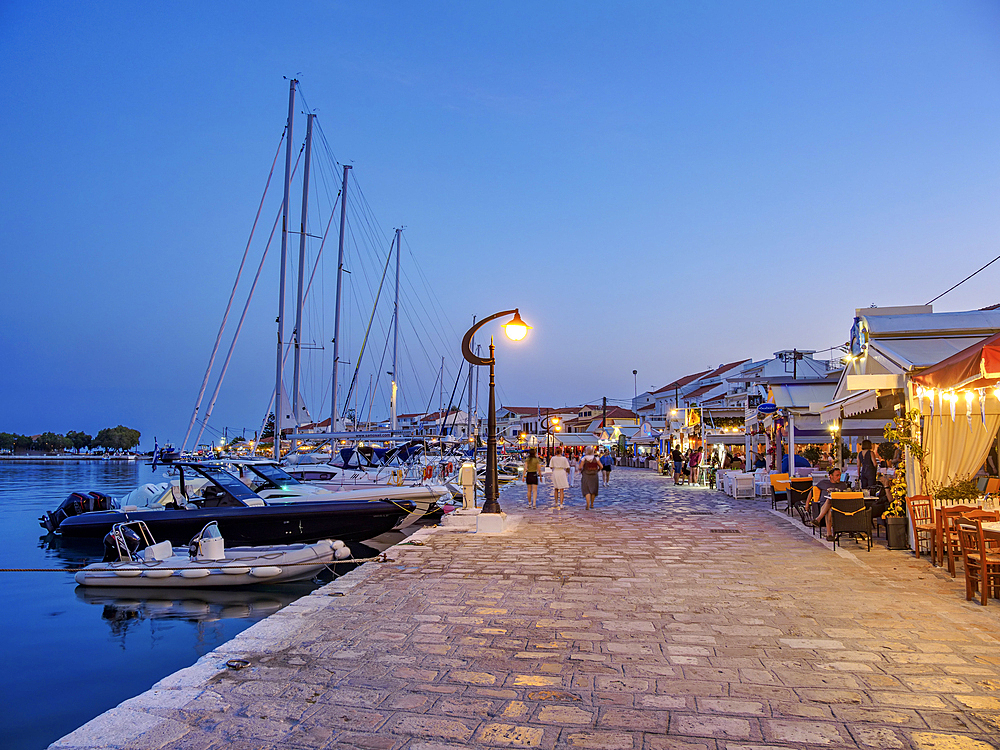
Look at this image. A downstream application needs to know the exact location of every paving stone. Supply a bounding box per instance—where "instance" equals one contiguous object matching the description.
[670,714,753,739]
[762,719,847,745]
[474,722,545,747]
[910,732,998,750]
[562,730,636,749]
[536,705,593,724]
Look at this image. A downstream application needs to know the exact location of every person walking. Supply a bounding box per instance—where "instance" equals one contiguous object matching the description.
[549,446,570,508]
[600,450,614,485]
[524,448,541,508]
[671,445,684,485]
[579,446,602,509]
[688,446,702,486]
[857,439,878,491]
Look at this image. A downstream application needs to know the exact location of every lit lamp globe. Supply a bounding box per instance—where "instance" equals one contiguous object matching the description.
[503,312,531,341]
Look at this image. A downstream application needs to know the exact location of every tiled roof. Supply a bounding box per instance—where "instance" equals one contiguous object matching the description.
[685,383,721,400]
[652,370,711,395]
[702,359,751,380]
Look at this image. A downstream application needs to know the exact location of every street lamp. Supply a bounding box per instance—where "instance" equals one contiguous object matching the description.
[541,413,560,465]
[633,370,637,400]
[461,308,531,514]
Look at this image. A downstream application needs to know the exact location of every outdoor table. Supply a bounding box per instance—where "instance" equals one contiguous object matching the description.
[982,521,1000,543]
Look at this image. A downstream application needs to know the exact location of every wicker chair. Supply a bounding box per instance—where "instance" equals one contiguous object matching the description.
[904,495,936,561]
[829,492,871,551]
[809,486,822,536]
[956,518,1000,606]
[770,473,790,511]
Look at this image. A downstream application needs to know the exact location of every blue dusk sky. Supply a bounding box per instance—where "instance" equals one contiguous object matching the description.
[2,1,999,448]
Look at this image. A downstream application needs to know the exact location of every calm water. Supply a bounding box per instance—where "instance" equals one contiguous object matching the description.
[0,460,317,749]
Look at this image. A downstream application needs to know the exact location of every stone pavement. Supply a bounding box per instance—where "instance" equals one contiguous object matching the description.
[52,468,1000,750]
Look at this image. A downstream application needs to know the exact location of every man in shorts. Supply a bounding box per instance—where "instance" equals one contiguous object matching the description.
[671,446,684,485]
[600,450,614,485]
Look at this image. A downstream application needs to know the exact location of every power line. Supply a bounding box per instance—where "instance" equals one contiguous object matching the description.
[927,252,1000,305]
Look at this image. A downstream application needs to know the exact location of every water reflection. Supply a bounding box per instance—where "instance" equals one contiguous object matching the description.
[76,584,312,634]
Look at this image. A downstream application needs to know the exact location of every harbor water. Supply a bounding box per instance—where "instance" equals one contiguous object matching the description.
[0,460,318,749]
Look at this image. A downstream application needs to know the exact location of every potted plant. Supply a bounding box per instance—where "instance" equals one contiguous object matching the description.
[932,478,980,505]
[882,410,929,550]
[883,459,909,549]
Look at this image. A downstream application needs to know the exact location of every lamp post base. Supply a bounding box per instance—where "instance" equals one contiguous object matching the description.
[477,512,509,533]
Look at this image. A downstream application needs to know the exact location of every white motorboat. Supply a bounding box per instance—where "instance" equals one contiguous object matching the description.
[74,521,349,588]
[112,460,448,530]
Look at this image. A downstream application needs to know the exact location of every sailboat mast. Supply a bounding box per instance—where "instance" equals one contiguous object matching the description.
[390,228,401,432]
[330,164,351,433]
[273,78,297,460]
[467,315,475,441]
[290,113,315,453]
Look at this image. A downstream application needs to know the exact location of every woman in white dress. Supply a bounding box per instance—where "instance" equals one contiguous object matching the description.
[549,446,571,508]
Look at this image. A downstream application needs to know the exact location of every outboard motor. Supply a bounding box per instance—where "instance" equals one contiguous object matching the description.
[40,491,100,533]
[102,525,141,562]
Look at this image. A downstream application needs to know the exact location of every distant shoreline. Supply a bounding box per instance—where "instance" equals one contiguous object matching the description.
[0,455,142,462]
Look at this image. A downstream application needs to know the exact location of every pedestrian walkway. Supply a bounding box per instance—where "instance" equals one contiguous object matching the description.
[54,469,1000,750]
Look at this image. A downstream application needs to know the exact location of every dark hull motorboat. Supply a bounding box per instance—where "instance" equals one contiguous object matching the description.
[42,463,417,546]
[54,500,409,545]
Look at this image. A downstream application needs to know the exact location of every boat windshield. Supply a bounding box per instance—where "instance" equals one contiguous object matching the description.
[246,462,301,488]
[180,465,261,506]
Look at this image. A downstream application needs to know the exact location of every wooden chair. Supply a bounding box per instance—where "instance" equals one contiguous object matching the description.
[956,518,1000,606]
[904,495,936,561]
[987,477,1000,494]
[830,492,871,551]
[770,473,789,511]
[939,504,982,575]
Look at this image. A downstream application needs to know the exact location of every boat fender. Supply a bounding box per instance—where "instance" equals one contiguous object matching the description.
[142,569,174,579]
[249,566,282,578]
[113,568,142,578]
[332,540,346,550]
[179,569,212,578]
[334,547,352,560]
[221,566,251,575]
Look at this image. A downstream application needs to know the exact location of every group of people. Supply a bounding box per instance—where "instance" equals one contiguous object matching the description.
[668,445,702,485]
[808,439,890,541]
[523,446,616,510]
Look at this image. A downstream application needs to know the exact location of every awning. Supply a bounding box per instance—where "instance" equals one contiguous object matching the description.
[552,434,599,447]
[910,330,1000,390]
[820,389,879,424]
[771,383,838,410]
[704,434,747,445]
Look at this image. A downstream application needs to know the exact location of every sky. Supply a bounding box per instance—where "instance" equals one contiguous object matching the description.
[2,1,1000,448]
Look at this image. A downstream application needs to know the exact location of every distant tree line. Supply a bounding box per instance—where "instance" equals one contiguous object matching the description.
[0,425,141,454]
